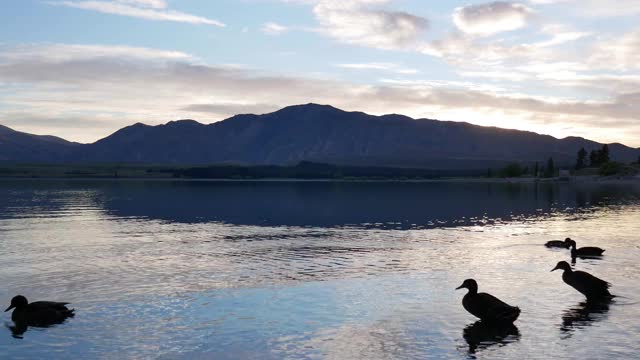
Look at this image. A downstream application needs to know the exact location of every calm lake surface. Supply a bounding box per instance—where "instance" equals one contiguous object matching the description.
[1,179,640,359]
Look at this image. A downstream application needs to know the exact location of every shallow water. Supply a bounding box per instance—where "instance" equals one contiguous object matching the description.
[0,180,639,359]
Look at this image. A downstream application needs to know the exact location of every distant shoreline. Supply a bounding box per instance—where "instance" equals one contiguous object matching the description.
[1,162,638,184]
[0,175,638,184]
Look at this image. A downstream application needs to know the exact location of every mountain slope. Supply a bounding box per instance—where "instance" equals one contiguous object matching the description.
[1,104,639,168]
[0,124,78,162]
[76,103,640,168]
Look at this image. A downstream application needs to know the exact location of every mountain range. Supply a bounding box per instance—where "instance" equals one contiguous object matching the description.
[1,103,639,169]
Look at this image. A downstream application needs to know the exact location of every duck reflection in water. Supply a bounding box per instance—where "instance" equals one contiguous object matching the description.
[6,315,73,339]
[5,319,77,339]
[7,320,30,339]
[463,320,520,356]
[560,298,612,338]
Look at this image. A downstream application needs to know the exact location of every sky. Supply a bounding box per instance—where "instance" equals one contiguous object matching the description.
[0,0,639,146]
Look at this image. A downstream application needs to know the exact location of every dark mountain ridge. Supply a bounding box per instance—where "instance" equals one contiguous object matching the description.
[2,104,639,169]
[0,124,79,162]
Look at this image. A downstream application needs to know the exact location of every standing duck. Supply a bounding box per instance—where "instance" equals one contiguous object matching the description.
[545,238,571,248]
[551,261,611,301]
[5,295,74,326]
[564,238,605,258]
[456,279,521,323]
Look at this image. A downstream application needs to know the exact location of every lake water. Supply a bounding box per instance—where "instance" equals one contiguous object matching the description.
[1,179,640,359]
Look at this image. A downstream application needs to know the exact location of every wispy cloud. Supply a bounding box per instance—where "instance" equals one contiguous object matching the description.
[118,0,166,9]
[0,43,194,62]
[530,0,640,17]
[588,29,640,71]
[50,0,225,26]
[182,103,281,115]
[335,62,418,74]
[261,22,289,35]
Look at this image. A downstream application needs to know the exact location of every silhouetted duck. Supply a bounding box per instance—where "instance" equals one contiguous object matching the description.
[456,279,521,323]
[546,237,570,248]
[564,238,605,258]
[5,295,74,326]
[551,261,611,301]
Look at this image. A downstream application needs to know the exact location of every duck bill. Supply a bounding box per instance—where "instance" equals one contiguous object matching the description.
[4,305,14,312]
[550,266,560,272]
[455,284,464,290]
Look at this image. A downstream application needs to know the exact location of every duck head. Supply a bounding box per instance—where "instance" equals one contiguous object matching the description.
[563,238,576,249]
[551,261,572,272]
[5,295,28,312]
[456,279,478,294]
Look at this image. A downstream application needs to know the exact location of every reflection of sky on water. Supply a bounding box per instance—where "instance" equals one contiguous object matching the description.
[0,180,640,358]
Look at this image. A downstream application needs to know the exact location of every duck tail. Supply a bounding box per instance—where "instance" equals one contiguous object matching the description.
[509,307,521,322]
[497,307,520,323]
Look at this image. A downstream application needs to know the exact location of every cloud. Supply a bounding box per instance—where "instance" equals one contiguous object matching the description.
[181,103,281,115]
[334,62,418,74]
[278,0,633,108]
[423,23,595,87]
[312,0,429,50]
[1,43,639,146]
[50,0,225,26]
[426,31,549,66]
[529,0,640,17]
[118,0,166,8]
[261,22,289,35]
[535,31,590,47]
[453,1,533,36]
[589,29,640,71]
[0,43,194,63]
[458,70,529,81]
[379,78,508,93]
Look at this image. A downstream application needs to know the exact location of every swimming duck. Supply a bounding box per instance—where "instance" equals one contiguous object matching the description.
[564,238,605,258]
[545,238,570,248]
[551,261,611,301]
[456,279,521,323]
[5,295,74,326]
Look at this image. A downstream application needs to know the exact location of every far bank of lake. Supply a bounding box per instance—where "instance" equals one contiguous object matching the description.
[1,162,639,184]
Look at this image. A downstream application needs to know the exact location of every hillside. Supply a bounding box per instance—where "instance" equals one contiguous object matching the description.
[0,124,78,162]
